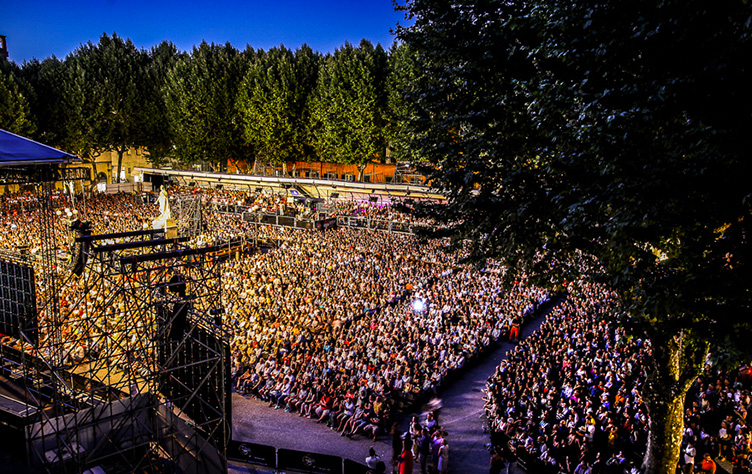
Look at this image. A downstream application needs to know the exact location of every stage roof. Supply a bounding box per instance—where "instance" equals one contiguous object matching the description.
[0,129,80,166]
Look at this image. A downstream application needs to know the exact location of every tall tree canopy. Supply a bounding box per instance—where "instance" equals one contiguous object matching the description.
[309,40,388,178]
[385,42,423,163]
[141,41,184,167]
[397,0,752,472]
[20,57,70,148]
[9,36,409,172]
[67,33,151,179]
[0,60,35,136]
[163,41,251,169]
[294,44,322,162]
[236,44,320,165]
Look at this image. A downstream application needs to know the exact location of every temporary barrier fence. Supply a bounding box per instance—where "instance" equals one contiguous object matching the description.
[228,440,373,474]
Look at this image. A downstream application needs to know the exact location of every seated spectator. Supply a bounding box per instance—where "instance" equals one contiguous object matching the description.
[700,453,716,474]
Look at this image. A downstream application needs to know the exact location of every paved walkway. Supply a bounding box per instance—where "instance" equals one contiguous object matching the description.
[395,313,547,474]
[230,306,549,474]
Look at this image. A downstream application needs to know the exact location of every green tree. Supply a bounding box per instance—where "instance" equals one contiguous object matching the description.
[0,60,35,136]
[163,41,251,169]
[295,44,322,162]
[142,41,184,167]
[67,33,151,181]
[57,52,97,161]
[20,57,69,147]
[309,40,388,180]
[237,44,319,168]
[385,42,422,163]
[397,1,752,473]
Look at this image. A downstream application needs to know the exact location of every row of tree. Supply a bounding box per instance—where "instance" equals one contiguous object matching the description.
[0,34,417,181]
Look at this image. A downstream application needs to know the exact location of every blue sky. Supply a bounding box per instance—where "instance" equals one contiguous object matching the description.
[3,0,408,63]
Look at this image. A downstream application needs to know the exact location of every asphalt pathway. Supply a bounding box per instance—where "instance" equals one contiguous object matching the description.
[229,307,550,474]
[397,313,547,474]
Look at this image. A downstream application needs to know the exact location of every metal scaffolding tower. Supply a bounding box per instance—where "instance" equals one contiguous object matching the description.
[172,194,204,239]
[0,165,229,474]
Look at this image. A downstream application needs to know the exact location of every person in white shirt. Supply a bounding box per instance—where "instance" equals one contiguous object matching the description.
[365,446,381,468]
[684,442,696,474]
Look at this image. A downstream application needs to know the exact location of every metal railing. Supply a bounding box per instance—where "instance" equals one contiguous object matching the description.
[335,216,415,234]
[227,439,371,474]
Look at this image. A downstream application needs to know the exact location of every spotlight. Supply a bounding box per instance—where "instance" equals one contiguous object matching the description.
[412,299,425,313]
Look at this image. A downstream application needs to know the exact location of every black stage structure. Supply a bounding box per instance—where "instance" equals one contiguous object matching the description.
[0,132,231,474]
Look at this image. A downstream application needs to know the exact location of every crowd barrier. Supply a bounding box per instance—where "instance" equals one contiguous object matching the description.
[228,440,372,474]
[241,212,336,232]
[238,209,420,234]
[100,182,153,194]
[335,216,414,234]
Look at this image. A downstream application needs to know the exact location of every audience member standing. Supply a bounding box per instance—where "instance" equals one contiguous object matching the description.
[489,449,504,474]
[418,428,431,474]
[437,438,449,474]
[399,438,414,474]
[684,442,696,474]
[366,446,381,469]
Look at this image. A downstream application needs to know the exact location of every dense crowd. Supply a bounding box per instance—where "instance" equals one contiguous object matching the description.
[5,185,749,474]
[0,186,549,447]
[485,281,649,473]
[682,364,752,473]
[225,225,551,441]
[485,278,752,474]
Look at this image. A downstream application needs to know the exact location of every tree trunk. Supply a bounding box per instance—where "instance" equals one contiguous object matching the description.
[357,163,367,182]
[115,147,124,183]
[642,386,685,474]
[641,330,709,474]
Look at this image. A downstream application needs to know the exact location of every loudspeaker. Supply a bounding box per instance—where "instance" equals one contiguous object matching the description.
[167,273,187,297]
[69,220,92,276]
[169,302,189,341]
[71,245,86,276]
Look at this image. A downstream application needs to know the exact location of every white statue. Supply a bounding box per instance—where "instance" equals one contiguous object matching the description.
[152,186,172,229]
